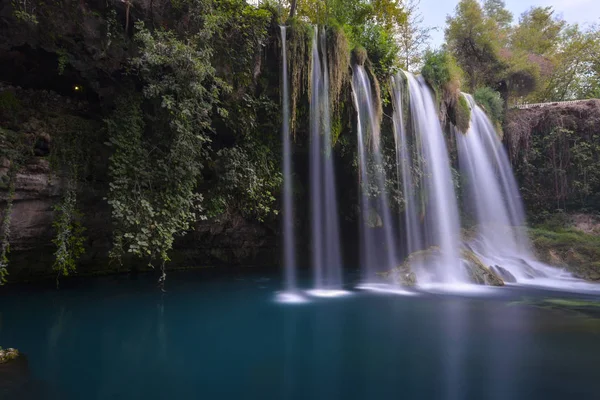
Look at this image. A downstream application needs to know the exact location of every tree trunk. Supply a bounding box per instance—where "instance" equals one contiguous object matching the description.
[289,0,297,19]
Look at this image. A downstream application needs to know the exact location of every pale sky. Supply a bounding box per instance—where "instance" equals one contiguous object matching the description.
[421,0,600,48]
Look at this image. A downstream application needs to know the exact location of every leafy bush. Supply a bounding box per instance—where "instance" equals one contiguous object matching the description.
[454,94,471,133]
[421,49,462,101]
[474,86,504,124]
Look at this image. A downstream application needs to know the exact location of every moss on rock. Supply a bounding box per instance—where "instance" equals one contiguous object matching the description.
[461,249,504,286]
[352,46,368,66]
[530,225,600,281]
[0,347,20,364]
[454,94,471,133]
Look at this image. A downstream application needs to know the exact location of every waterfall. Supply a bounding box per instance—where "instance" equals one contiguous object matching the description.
[279,26,298,297]
[403,72,464,283]
[308,26,344,292]
[351,65,397,281]
[391,74,423,258]
[456,94,591,288]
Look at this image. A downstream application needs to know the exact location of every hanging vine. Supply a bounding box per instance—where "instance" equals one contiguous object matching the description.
[106,19,228,289]
[49,115,92,286]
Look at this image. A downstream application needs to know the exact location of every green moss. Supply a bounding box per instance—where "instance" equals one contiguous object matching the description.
[286,18,312,136]
[529,226,600,281]
[461,249,504,286]
[325,24,350,146]
[0,347,20,363]
[352,46,367,66]
[455,94,471,133]
[0,91,20,113]
[511,298,600,319]
[545,299,600,308]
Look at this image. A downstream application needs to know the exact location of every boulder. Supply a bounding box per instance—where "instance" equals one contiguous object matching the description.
[491,265,517,283]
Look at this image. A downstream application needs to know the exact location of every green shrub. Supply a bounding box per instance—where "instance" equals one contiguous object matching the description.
[474,86,504,124]
[421,49,462,101]
[455,94,471,133]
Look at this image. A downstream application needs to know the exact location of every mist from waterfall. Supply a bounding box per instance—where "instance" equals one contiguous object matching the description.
[309,26,344,291]
[351,65,398,281]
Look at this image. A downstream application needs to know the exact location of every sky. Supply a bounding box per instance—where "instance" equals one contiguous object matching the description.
[420,0,600,48]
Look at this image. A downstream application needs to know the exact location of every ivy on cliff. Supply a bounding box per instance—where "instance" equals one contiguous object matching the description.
[107,20,228,285]
[49,114,93,284]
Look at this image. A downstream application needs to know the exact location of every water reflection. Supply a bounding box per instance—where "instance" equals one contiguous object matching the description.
[441,299,468,400]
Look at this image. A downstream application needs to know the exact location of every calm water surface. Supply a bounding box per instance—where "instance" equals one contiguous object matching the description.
[1,268,600,399]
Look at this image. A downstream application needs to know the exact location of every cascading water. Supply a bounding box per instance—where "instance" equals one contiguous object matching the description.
[391,74,423,258]
[403,72,464,284]
[351,65,398,281]
[277,26,302,302]
[456,94,597,290]
[308,26,345,293]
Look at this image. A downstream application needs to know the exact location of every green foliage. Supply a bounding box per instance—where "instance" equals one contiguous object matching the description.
[535,24,600,102]
[445,0,504,92]
[530,224,600,281]
[211,0,273,89]
[48,113,94,283]
[483,0,512,38]
[326,23,351,119]
[474,87,503,124]
[421,49,462,102]
[454,95,471,133]
[0,91,20,115]
[52,188,86,284]
[12,0,38,25]
[506,104,600,213]
[287,18,312,135]
[107,17,227,280]
[350,23,399,78]
[0,177,15,284]
[511,7,564,56]
[56,48,69,75]
[207,140,282,222]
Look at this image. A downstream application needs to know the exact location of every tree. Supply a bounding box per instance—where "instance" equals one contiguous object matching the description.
[396,0,435,72]
[536,24,600,101]
[445,0,504,91]
[483,0,512,46]
[511,7,565,56]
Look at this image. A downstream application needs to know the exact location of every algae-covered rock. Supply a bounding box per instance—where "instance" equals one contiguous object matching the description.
[0,348,20,364]
[352,46,368,66]
[461,249,504,286]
